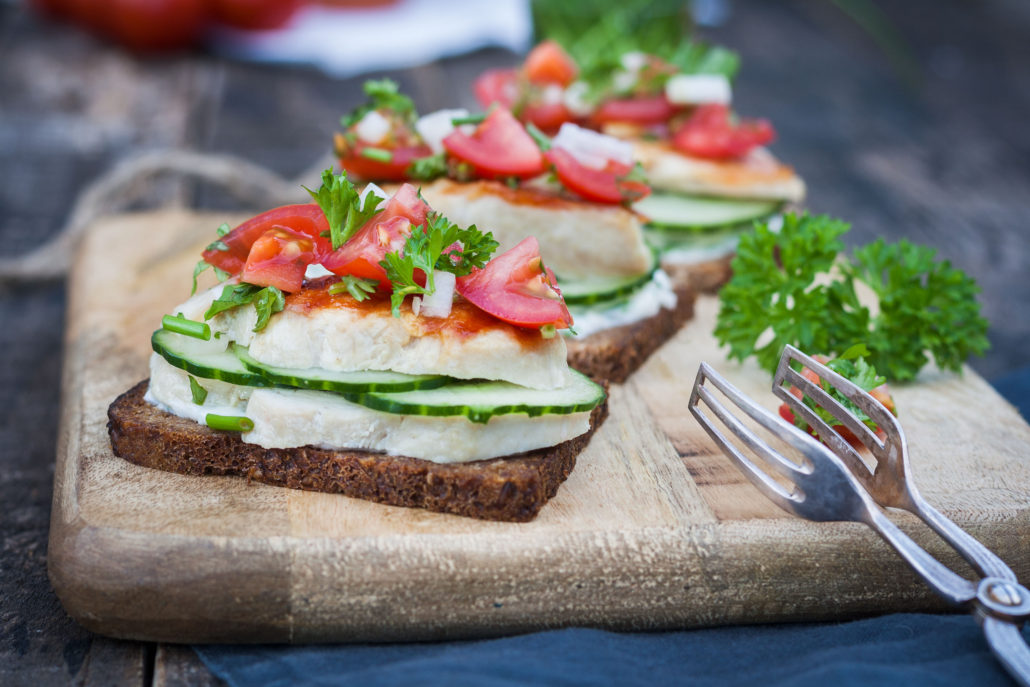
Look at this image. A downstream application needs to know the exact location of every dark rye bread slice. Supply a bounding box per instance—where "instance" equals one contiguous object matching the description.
[662,254,733,295]
[565,279,696,384]
[108,380,609,522]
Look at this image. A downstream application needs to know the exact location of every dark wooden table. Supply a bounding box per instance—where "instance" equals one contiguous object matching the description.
[2,1,1028,684]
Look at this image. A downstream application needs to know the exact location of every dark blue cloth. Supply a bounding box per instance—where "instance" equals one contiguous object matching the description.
[195,614,1028,687]
[193,369,1030,687]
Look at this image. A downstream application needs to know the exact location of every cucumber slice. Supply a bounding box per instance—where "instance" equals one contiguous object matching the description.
[558,248,659,306]
[152,329,270,387]
[234,345,450,393]
[344,370,605,424]
[635,193,782,231]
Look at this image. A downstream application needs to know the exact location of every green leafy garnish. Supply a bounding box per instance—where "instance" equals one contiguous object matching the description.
[216,222,231,237]
[526,123,552,151]
[407,152,448,181]
[379,213,498,317]
[304,169,381,251]
[329,275,378,302]
[715,213,989,382]
[204,283,285,332]
[341,78,417,128]
[188,375,208,405]
[789,344,892,435]
[191,260,231,295]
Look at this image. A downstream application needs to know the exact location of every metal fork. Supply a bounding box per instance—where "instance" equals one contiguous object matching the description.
[688,347,1030,687]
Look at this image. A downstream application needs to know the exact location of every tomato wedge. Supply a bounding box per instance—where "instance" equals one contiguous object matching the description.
[523,40,578,86]
[672,104,775,160]
[473,68,519,110]
[202,204,331,275]
[379,183,430,227]
[593,95,677,126]
[241,227,316,293]
[339,141,433,182]
[456,237,573,330]
[443,108,546,179]
[545,147,650,205]
[522,101,576,133]
[321,216,412,290]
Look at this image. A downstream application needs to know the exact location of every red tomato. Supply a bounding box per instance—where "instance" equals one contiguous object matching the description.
[339,142,433,182]
[593,95,677,126]
[104,0,209,52]
[443,108,546,179]
[322,216,412,289]
[672,104,775,160]
[210,0,302,30]
[241,228,316,293]
[523,40,577,87]
[473,68,519,109]
[203,204,331,275]
[521,102,576,133]
[545,148,650,205]
[456,237,573,330]
[380,183,430,226]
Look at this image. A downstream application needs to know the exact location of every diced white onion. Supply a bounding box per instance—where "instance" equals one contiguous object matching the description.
[665,74,732,105]
[411,297,422,316]
[359,182,389,207]
[551,122,635,170]
[415,108,469,154]
[304,264,333,279]
[540,84,564,106]
[563,81,593,117]
[611,69,638,94]
[421,271,455,319]
[354,110,392,144]
[620,51,648,72]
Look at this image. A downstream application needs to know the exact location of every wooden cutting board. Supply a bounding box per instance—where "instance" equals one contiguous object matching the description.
[49,210,1030,643]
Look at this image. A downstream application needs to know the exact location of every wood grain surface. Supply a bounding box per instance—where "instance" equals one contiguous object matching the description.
[47,210,1030,643]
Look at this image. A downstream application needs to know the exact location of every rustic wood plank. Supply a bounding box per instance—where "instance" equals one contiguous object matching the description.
[45,209,1030,643]
[77,639,147,687]
[153,645,225,687]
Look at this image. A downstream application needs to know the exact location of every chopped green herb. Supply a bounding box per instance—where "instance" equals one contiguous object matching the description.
[451,113,487,126]
[360,147,393,162]
[407,152,448,181]
[205,239,229,252]
[188,375,208,405]
[161,314,211,340]
[526,123,552,151]
[205,414,254,432]
[540,324,557,339]
[341,78,417,128]
[216,222,231,237]
[303,168,381,250]
[204,283,285,332]
[329,275,378,302]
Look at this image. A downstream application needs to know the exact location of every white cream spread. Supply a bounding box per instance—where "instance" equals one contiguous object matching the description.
[566,269,678,339]
[145,354,590,463]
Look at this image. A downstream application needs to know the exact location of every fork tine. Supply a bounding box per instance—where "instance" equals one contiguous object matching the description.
[777,345,900,438]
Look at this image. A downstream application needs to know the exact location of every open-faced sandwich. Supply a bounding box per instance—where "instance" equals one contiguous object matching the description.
[107,171,608,522]
[333,80,696,382]
[473,40,806,292]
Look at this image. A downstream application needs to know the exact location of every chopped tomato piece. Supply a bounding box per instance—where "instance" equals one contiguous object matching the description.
[203,204,331,275]
[522,101,576,133]
[523,40,578,86]
[672,104,775,160]
[473,68,519,109]
[443,108,546,179]
[338,141,433,182]
[545,147,650,205]
[456,237,573,330]
[380,183,430,226]
[241,228,316,293]
[321,216,413,290]
[593,95,677,126]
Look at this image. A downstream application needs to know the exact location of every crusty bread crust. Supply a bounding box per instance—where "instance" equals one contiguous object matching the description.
[566,280,696,384]
[108,381,608,522]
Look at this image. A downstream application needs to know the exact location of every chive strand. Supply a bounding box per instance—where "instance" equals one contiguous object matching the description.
[360,147,393,162]
[205,414,254,432]
[451,114,487,126]
[162,314,211,340]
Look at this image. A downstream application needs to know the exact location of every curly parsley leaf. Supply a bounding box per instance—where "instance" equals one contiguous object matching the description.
[341,78,416,128]
[303,169,381,250]
[715,213,989,382]
[379,212,498,317]
[407,152,448,181]
[203,283,285,332]
[329,275,378,302]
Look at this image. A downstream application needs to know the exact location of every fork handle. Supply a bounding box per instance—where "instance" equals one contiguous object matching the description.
[982,616,1030,687]
[865,507,977,605]
[909,496,1019,582]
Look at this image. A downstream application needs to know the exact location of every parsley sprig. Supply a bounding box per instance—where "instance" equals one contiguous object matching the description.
[329,275,378,302]
[789,344,893,435]
[379,212,498,317]
[304,169,381,250]
[191,222,233,294]
[204,283,285,332]
[715,213,989,382]
[341,78,417,128]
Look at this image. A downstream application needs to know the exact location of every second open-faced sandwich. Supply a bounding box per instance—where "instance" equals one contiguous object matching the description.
[333,80,697,382]
[108,172,608,522]
[473,39,806,291]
